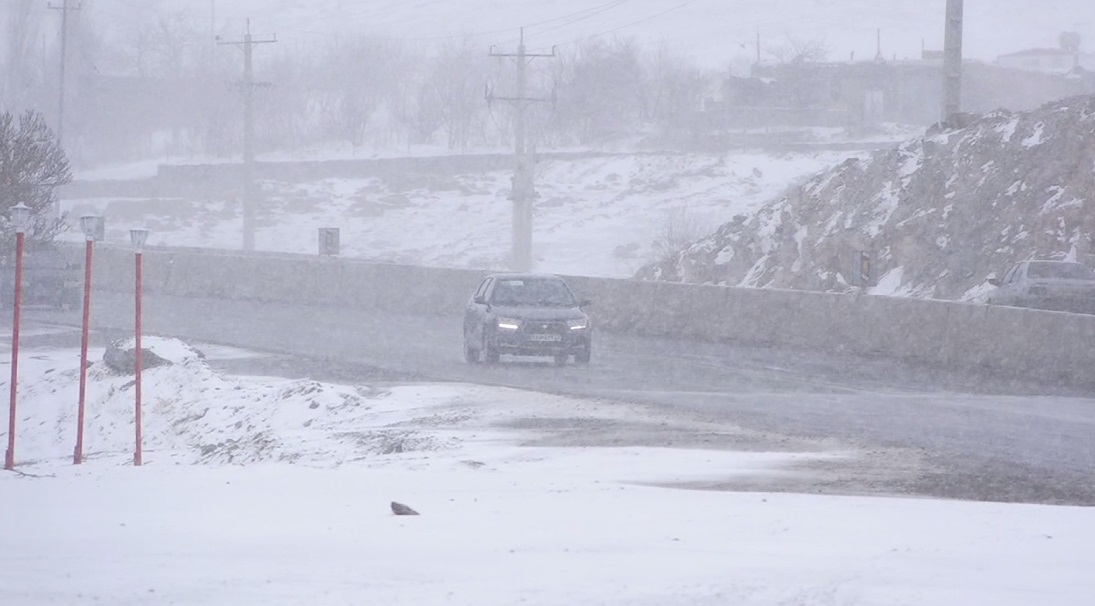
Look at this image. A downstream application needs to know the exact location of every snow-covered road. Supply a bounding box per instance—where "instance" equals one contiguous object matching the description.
[23,291,1095,505]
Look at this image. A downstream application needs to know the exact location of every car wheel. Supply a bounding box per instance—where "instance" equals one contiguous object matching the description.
[463,334,481,364]
[575,345,591,364]
[483,333,500,364]
[553,353,568,366]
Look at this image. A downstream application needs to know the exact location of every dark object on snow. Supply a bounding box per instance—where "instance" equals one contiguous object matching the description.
[103,343,172,374]
[391,501,419,516]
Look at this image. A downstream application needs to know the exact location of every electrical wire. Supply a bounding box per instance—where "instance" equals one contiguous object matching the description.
[262,0,635,42]
[72,0,699,52]
[523,0,632,38]
[558,0,706,46]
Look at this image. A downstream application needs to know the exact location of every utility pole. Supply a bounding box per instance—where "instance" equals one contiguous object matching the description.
[218,20,276,251]
[942,0,963,121]
[48,0,81,145]
[489,29,555,272]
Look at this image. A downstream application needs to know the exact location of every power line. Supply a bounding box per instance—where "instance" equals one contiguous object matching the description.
[522,0,631,38]
[552,0,705,47]
[338,0,631,38]
[212,0,634,43]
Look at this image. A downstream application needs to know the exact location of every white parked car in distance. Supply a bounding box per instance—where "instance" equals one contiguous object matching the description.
[987,260,1095,314]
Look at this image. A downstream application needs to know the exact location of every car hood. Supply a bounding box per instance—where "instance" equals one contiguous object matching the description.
[490,305,587,321]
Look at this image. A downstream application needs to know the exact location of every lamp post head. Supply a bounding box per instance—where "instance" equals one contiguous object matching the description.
[80,215,103,242]
[11,203,32,234]
[129,228,149,251]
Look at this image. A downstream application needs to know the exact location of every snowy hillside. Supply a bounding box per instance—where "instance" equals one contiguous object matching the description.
[639,95,1095,301]
[63,150,864,277]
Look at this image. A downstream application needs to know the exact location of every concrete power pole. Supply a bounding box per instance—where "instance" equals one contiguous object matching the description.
[489,29,555,272]
[218,20,276,251]
[942,0,963,121]
[48,0,81,145]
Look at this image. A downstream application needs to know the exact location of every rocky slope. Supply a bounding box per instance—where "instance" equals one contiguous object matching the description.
[639,96,1095,301]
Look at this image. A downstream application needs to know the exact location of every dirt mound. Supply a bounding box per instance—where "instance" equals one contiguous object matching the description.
[639,95,1095,301]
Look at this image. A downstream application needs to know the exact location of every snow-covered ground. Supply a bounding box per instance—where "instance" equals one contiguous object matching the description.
[2,338,1093,605]
[63,150,866,277]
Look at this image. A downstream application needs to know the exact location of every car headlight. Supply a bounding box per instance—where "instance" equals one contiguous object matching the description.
[567,318,589,331]
[497,317,521,331]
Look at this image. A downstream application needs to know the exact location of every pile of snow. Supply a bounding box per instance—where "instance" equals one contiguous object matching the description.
[5,339,452,466]
[640,95,1095,301]
[108,335,205,364]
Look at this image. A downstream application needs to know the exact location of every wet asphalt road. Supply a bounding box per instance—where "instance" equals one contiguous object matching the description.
[18,292,1095,505]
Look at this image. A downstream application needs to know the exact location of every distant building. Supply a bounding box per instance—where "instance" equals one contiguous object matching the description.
[697,57,1095,137]
[996,48,1095,74]
[920,50,945,63]
[712,60,945,129]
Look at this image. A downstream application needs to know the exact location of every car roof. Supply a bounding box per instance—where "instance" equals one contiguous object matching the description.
[487,273,565,281]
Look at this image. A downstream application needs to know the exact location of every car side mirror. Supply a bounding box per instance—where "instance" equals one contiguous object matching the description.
[474,295,487,305]
[987,278,1001,287]
[579,298,592,307]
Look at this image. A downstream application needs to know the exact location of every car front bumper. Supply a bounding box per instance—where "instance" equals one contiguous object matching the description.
[491,329,591,356]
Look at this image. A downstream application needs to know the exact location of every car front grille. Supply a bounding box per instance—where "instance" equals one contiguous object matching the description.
[522,320,567,334]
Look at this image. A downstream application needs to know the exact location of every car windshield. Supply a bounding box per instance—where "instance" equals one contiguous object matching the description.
[491,278,577,307]
[1027,262,1095,281]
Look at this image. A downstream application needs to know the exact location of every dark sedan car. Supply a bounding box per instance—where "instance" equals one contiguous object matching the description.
[463,273,591,365]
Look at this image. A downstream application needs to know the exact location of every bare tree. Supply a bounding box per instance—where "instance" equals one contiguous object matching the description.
[0,110,71,246]
[379,45,454,148]
[642,42,709,129]
[253,51,310,152]
[554,38,645,144]
[112,7,204,79]
[426,39,489,149]
[312,37,410,149]
[767,35,828,64]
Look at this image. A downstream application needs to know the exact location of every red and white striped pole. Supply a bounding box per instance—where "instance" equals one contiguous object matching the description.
[130,229,148,466]
[5,203,32,471]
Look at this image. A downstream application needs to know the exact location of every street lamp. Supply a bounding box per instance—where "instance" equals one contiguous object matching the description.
[73,215,103,465]
[130,228,148,466]
[5,203,32,471]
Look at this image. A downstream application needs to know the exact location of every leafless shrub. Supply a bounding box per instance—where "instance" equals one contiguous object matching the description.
[650,208,710,263]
